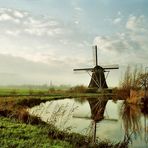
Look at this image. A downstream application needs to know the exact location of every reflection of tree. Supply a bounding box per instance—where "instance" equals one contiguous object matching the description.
[120,103,141,134]
[73,97,87,104]
[141,103,148,144]
[141,103,148,116]
[120,102,148,146]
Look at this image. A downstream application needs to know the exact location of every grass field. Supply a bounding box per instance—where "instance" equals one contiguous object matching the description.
[0,87,51,95]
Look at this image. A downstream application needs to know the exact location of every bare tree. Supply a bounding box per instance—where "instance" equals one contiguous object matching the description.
[119,65,143,99]
[120,65,143,90]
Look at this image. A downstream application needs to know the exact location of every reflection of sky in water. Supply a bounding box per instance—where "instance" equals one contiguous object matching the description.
[96,120,123,141]
[105,100,122,119]
[29,99,148,148]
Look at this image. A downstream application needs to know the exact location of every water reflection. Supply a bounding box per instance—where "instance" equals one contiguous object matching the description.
[120,103,141,135]
[87,97,108,143]
[120,102,148,146]
[29,98,148,147]
[88,98,108,122]
[83,97,148,147]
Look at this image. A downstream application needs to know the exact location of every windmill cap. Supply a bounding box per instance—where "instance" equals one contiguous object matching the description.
[94,65,104,70]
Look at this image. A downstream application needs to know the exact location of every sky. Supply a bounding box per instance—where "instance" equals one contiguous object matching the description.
[0,0,148,86]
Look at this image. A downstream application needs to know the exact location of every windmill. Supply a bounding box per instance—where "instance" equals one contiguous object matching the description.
[73,45,119,90]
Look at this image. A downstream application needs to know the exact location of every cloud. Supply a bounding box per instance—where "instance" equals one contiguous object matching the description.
[71,0,84,25]
[113,18,122,24]
[94,14,148,65]
[0,13,13,21]
[0,8,92,63]
[126,15,146,32]
[94,35,129,53]
[5,30,20,36]
[0,8,69,37]
[0,8,25,23]
[0,8,91,43]
[13,10,25,18]
[74,7,83,12]
[110,11,122,25]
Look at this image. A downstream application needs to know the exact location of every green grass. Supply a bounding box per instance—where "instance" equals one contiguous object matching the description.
[0,117,72,148]
[0,88,49,95]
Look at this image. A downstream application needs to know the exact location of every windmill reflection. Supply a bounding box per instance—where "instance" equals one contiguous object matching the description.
[88,98,108,122]
[86,97,109,144]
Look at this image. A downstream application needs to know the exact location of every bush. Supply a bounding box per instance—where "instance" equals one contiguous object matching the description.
[68,85,87,93]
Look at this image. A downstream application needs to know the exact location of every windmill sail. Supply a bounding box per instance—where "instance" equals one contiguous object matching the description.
[95,45,98,66]
[102,64,119,70]
[73,68,93,71]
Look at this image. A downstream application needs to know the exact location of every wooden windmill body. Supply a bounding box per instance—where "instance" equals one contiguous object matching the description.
[73,46,119,90]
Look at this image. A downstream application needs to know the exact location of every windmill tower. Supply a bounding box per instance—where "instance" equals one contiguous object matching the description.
[73,45,119,90]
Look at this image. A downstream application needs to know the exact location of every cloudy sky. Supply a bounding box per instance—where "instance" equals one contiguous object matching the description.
[0,0,147,86]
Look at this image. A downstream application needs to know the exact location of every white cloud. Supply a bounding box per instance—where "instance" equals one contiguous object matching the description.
[126,15,145,32]
[74,20,79,24]
[0,7,90,44]
[23,16,64,36]
[5,30,20,36]
[13,10,24,18]
[0,8,64,37]
[0,13,13,21]
[74,7,83,12]
[0,8,91,53]
[111,11,122,25]
[113,18,121,24]
[0,9,21,24]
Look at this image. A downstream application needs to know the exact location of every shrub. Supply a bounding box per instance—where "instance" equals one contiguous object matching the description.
[68,85,87,93]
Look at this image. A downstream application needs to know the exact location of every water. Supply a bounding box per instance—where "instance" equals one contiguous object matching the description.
[29,98,148,148]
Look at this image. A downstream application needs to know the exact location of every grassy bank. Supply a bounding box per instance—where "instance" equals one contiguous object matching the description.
[0,115,123,148]
[0,117,72,148]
